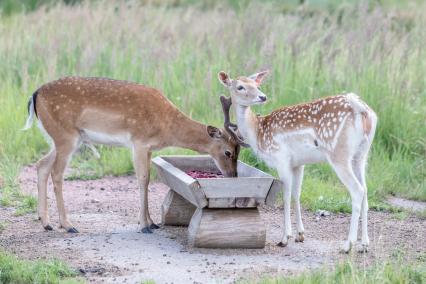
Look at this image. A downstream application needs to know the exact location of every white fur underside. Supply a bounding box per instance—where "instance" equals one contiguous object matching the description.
[81,129,132,148]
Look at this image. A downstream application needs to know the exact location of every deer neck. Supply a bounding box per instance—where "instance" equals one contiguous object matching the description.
[235,104,259,149]
[167,113,212,154]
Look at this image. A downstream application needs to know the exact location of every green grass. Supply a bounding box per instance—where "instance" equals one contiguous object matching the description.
[250,260,426,284]
[0,222,8,233]
[14,195,37,216]
[0,2,424,283]
[0,0,425,215]
[0,250,82,284]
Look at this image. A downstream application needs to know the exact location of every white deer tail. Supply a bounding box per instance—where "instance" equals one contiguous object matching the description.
[22,91,38,131]
[346,92,375,138]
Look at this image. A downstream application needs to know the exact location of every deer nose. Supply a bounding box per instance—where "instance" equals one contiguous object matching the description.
[259,95,267,102]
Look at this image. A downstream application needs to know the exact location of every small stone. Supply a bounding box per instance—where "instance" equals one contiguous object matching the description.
[315,210,330,217]
[91,199,100,203]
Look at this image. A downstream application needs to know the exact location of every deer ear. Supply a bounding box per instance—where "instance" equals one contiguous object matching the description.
[218,71,232,87]
[207,126,223,139]
[249,70,269,86]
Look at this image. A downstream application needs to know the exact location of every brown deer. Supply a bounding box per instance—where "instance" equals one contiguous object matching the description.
[218,71,377,253]
[23,77,242,234]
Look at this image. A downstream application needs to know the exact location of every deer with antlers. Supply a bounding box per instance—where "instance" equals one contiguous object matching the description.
[218,70,377,253]
[23,77,242,234]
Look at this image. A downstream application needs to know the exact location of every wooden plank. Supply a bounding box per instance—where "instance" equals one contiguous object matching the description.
[162,156,273,178]
[208,198,235,208]
[198,177,274,199]
[162,155,218,172]
[265,179,283,206]
[188,208,266,248]
[152,157,207,208]
[154,155,281,207]
[188,208,203,247]
[161,190,196,226]
[237,161,270,178]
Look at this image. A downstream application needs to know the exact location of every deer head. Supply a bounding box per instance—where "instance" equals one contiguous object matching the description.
[206,125,240,177]
[218,70,269,107]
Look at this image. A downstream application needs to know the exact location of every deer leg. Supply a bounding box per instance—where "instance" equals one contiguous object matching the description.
[277,165,293,247]
[330,159,364,253]
[143,152,159,230]
[352,150,369,252]
[36,148,56,231]
[292,165,305,243]
[51,140,79,233]
[132,145,154,233]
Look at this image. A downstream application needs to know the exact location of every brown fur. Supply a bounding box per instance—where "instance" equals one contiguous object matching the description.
[361,112,372,136]
[31,77,239,232]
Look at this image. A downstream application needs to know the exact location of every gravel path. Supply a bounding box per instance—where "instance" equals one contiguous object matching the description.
[0,165,424,283]
[387,197,426,212]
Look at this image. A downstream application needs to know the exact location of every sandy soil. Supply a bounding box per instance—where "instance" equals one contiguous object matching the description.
[0,165,425,284]
[387,197,426,212]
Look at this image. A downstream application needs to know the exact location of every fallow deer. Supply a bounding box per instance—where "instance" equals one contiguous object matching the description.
[23,77,242,234]
[218,71,377,253]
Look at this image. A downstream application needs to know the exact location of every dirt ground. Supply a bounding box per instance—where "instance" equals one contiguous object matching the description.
[0,165,425,284]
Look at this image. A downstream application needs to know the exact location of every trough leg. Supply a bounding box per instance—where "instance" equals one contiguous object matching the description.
[188,208,266,248]
[161,190,196,226]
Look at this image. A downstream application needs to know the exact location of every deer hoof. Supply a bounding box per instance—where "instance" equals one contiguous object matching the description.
[67,227,79,233]
[141,227,153,234]
[340,241,352,254]
[44,225,53,231]
[277,241,288,247]
[358,244,368,253]
[295,232,304,243]
[149,223,160,230]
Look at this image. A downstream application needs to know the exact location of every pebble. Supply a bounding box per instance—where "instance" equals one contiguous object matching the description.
[315,210,331,217]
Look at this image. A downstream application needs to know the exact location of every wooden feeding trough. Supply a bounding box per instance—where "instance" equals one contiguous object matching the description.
[152,155,281,249]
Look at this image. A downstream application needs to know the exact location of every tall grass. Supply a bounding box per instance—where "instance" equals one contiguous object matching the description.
[0,0,425,212]
[0,250,81,284]
[251,260,426,284]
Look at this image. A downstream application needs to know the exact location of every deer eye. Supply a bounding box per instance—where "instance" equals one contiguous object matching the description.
[224,150,232,157]
[237,86,245,91]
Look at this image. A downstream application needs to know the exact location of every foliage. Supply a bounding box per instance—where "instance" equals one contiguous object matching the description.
[251,260,426,284]
[0,250,82,284]
[0,0,425,215]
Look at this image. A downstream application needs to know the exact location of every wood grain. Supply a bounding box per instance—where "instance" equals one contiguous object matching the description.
[208,198,236,208]
[199,178,274,199]
[162,155,218,172]
[265,179,283,206]
[188,208,266,248]
[152,157,207,208]
[161,190,196,226]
